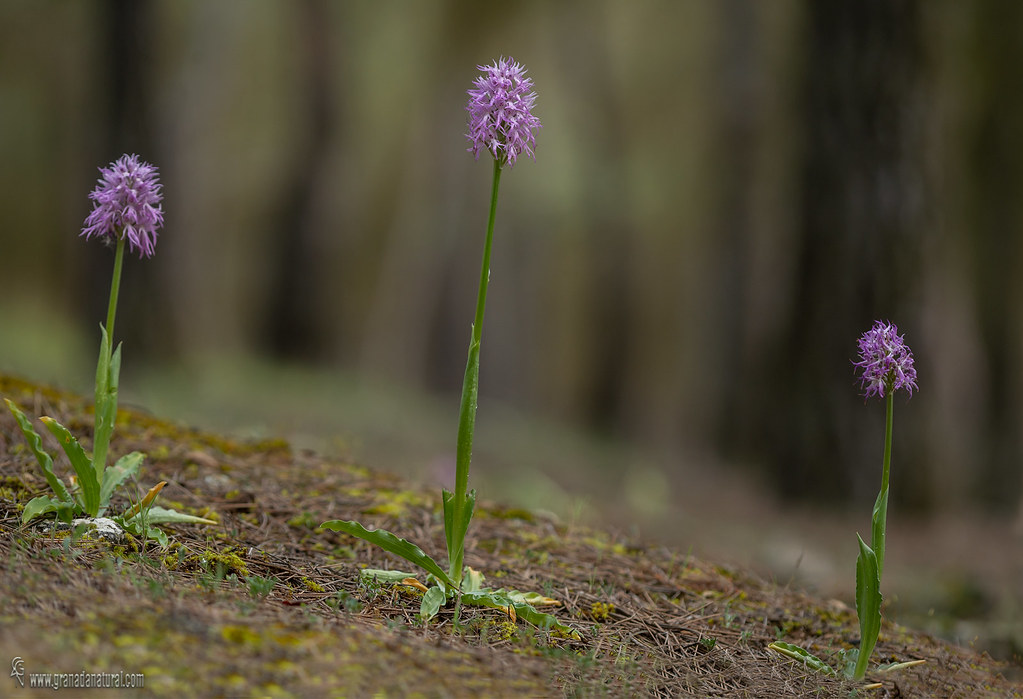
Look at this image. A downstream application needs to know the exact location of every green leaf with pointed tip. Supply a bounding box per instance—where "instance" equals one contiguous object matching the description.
[92,327,111,470]
[875,659,926,673]
[100,451,144,508]
[94,324,111,398]
[420,585,446,620]
[360,569,417,584]
[870,486,889,579]
[853,533,882,680]
[510,602,578,639]
[92,328,118,477]
[442,489,455,562]
[321,519,456,591]
[462,590,579,639]
[40,417,100,517]
[768,642,837,677]
[501,589,560,607]
[442,488,476,582]
[5,399,73,506]
[131,506,217,526]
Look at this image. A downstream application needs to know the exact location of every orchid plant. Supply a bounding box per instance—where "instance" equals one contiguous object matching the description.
[770,321,924,682]
[322,59,574,636]
[6,154,215,546]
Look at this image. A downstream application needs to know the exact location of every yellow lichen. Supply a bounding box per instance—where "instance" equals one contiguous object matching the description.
[587,602,616,622]
[302,577,325,593]
[221,625,262,646]
[189,547,249,577]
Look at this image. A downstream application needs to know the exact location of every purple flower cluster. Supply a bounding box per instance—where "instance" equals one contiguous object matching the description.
[82,154,164,258]
[466,57,541,168]
[854,320,918,399]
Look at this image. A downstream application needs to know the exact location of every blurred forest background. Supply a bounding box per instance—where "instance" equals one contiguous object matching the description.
[1,0,1021,548]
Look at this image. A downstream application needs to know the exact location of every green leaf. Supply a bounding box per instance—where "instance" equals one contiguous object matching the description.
[442,488,476,581]
[92,336,122,477]
[108,341,122,391]
[40,417,100,517]
[92,327,112,470]
[462,590,579,639]
[501,589,561,607]
[876,659,926,673]
[94,324,111,403]
[100,451,144,506]
[360,569,417,583]
[837,648,859,679]
[22,495,62,524]
[119,517,169,547]
[5,399,73,505]
[460,566,485,593]
[132,506,217,526]
[768,642,837,677]
[870,486,889,580]
[144,525,169,547]
[510,601,578,638]
[420,585,446,620]
[853,534,882,680]
[462,589,514,616]
[321,519,457,591]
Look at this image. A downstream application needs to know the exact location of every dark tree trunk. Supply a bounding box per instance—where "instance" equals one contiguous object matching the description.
[262,0,337,361]
[86,0,163,362]
[962,1,1023,509]
[757,0,927,503]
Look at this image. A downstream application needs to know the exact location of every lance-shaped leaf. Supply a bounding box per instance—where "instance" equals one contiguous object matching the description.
[870,486,889,580]
[360,568,417,584]
[40,417,100,517]
[100,451,144,508]
[462,590,579,638]
[92,328,121,478]
[768,642,837,677]
[321,519,457,591]
[876,659,927,673]
[5,399,73,506]
[501,588,561,607]
[120,481,167,521]
[853,534,882,680]
[443,488,476,582]
[133,505,218,526]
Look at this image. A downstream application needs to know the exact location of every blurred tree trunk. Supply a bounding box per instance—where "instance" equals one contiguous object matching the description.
[711,0,762,454]
[85,0,164,362]
[551,3,635,434]
[959,0,1023,509]
[751,0,928,504]
[261,0,336,361]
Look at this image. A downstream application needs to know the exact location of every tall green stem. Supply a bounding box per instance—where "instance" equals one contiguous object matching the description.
[104,237,125,349]
[448,159,502,584]
[871,392,894,580]
[91,236,126,491]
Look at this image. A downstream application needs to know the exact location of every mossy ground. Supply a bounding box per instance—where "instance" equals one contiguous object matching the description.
[1,374,1020,697]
